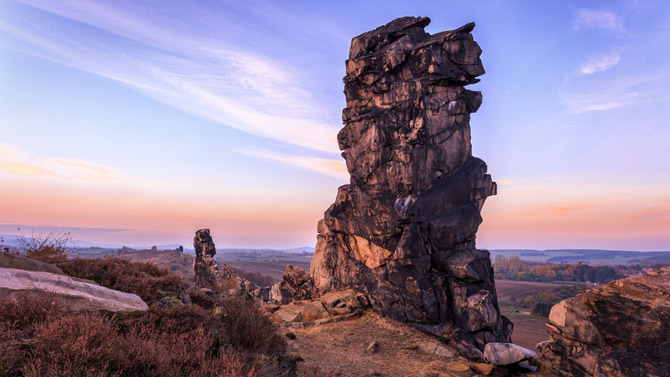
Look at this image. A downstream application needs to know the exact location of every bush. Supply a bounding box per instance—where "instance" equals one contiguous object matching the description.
[531,302,553,317]
[16,229,72,262]
[219,296,285,355]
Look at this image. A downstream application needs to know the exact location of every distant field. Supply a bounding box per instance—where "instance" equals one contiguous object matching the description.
[495,279,584,303]
[220,259,311,282]
[503,312,550,350]
[490,249,670,265]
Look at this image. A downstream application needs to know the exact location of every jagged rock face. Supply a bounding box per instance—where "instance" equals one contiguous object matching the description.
[270,265,316,305]
[310,16,511,350]
[193,229,272,302]
[538,266,670,377]
[193,229,224,291]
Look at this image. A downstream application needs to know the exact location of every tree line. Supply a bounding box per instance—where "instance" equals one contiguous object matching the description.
[492,255,625,284]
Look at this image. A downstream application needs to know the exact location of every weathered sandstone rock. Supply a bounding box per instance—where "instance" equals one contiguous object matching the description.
[483,342,537,366]
[537,266,670,376]
[271,289,369,325]
[0,252,65,275]
[270,265,315,305]
[193,229,271,302]
[310,16,511,352]
[0,267,148,312]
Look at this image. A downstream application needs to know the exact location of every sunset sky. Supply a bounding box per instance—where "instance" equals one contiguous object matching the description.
[1,0,668,250]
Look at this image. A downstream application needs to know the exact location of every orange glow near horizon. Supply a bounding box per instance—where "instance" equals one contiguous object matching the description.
[1,167,668,250]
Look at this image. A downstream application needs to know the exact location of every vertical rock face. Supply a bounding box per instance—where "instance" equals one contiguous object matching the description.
[538,266,670,377]
[310,16,511,350]
[193,229,224,291]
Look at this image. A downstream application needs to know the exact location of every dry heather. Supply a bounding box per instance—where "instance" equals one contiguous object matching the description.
[0,257,287,377]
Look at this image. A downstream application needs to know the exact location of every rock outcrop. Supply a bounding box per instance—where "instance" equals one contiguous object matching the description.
[310,16,510,352]
[269,289,369,325]
[0,252,65,275]
[0,267,148,313]
[193,229,224,291]
[193,229,270,302]
[538,266,670,377]
[270,265,316,305]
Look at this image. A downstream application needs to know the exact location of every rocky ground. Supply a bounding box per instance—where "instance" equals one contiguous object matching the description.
[282,311,541,377]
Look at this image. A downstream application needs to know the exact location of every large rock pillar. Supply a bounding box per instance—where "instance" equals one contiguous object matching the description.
[310,17,511,351]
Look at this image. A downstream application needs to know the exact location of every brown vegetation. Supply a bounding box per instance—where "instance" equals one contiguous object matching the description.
[16,229,72,261]
[1,247,288,376]
[0,294,258,377]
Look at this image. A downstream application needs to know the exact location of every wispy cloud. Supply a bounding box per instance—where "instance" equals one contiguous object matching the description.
[628,205,670,225]
[573,9,624,32]
[242,149,348,181]
[579,53,620,74]
[560,73,666,113]
[0,142,128,183]
[0,0,340,156]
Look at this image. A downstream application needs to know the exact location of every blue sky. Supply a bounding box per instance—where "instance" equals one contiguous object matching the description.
[1,0,668,250]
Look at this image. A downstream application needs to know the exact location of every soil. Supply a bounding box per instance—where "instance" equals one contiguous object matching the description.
[286,312,480,377]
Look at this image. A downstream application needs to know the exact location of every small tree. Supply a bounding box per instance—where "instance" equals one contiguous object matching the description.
[17,228,73,261]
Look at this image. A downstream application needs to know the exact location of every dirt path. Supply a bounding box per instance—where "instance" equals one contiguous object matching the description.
[286,312,481,377]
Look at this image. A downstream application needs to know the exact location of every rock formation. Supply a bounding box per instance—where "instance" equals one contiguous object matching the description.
[193,229,270,301]
[270,265,316,305]
[537,266,670,377]
[193,229,226,291]
[0,267,148,313]
[310,16,511,352]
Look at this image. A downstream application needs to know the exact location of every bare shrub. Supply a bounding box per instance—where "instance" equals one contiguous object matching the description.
[17,228,72,262]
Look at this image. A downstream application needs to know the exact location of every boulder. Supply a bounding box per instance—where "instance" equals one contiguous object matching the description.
[0,253,64,275]
[537,266,670,376]
[272,300,330,323]
[318,289,369,316]
[483,342,537,366]
[0,267,148,313]
[270,265,315,304]
[310,16,510,352]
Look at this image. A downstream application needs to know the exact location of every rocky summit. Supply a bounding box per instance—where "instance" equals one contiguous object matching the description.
[310,16,511,354]
[537,266,670,377]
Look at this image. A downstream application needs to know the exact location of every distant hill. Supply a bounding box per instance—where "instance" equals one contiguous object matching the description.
[491,249,670,266]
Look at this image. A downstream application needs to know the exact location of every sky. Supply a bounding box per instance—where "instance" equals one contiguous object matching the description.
[0,0,668,250]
